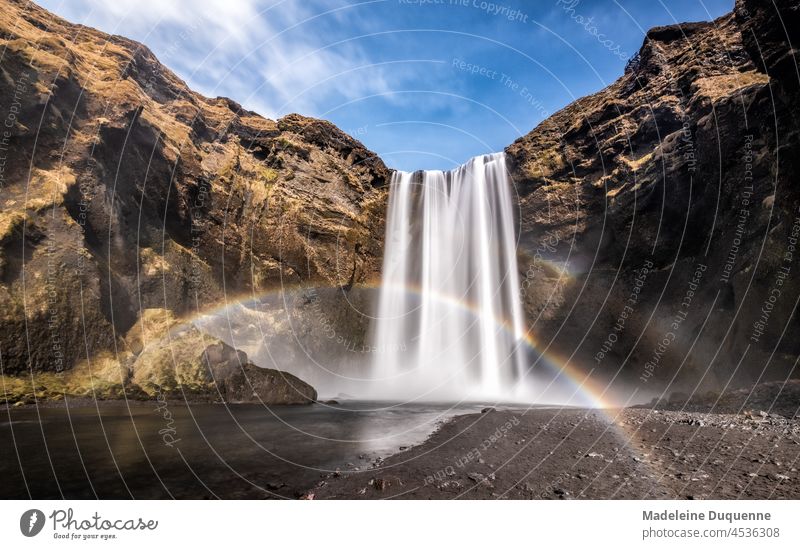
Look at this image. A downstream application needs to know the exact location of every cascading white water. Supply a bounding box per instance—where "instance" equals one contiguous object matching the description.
[370,152,528,401]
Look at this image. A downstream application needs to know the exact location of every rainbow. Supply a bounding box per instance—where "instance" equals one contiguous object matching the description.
[161,281,666,492]
[170,280,628,410]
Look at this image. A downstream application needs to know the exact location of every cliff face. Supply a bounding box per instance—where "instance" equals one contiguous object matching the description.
[506,0,800,391]
[1,0,798,396]
[0,0,388,375]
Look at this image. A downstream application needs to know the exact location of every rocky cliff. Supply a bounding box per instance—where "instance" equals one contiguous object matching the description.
[0,0,388,378]
[1,0,798,399]
[506,0,800,392]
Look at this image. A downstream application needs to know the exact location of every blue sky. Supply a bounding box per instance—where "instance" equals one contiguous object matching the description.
[39,0,733,170]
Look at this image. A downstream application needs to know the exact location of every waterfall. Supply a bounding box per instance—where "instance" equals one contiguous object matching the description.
[370,152,528,401]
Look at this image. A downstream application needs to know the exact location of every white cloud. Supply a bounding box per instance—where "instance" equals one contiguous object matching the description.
[55,0,266,48]
[41,0,412,119]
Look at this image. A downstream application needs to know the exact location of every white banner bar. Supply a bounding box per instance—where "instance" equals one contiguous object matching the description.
[2,500,798,548]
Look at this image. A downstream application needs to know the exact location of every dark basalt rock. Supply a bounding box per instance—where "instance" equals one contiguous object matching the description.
[130,324,317,404]
[735,0,800,87]
[205,340,317,404]
[506,0,800,391]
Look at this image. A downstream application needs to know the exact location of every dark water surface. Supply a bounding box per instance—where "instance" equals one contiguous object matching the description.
[1,400,490,499]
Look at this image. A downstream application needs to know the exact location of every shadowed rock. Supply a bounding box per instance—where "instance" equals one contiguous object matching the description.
[506,0,800,391]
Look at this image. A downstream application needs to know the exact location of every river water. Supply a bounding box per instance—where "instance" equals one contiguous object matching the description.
[1,400,491,498]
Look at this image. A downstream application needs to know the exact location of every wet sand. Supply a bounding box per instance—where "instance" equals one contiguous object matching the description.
[312,407,800,499]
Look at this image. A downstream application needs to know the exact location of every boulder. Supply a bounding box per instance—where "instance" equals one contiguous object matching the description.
[131,325,316,404]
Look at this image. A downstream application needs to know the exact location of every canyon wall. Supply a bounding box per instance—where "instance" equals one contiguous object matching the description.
[0,0,387,375]
[506,0,800,391]
[1,0,798,396]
